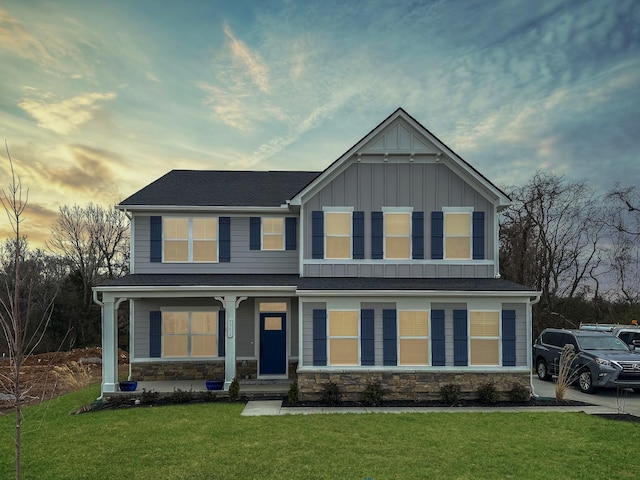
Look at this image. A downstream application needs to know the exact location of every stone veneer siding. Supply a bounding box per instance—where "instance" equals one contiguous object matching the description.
[131,360,299,381]
[297,371,531,402]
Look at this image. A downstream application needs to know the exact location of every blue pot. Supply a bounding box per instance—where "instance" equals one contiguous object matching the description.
[206,380,224,391]
[119,380,138,392]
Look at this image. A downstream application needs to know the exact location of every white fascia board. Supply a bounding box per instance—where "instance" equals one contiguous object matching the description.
[93,285,298,297]
[116,205,291,214]
[296,289,541,298]
[297,366,531,373]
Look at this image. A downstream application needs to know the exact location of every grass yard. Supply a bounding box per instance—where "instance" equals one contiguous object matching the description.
[1,387,639,480]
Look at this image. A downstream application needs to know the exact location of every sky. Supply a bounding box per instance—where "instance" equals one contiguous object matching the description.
[1,0,639,247]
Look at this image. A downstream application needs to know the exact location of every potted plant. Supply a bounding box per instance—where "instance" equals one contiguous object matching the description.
[119,380,138,392]
[205,379,224,391]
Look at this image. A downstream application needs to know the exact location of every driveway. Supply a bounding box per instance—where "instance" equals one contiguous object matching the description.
[531,376,640,416]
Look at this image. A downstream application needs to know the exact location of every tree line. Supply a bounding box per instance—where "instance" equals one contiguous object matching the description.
[1,173,639,355]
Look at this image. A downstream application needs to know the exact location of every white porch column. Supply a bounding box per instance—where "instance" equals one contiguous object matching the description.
[100,297,119,395]
[215,295,247,390]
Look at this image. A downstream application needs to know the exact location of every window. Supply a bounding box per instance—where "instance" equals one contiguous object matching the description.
[469,311,499,365]
[325,212,352,259]
[163,217,218,262]
[398,310,429,365]
[259,302,287,312]
[262,217,284,250]
[162,311,218,358]
[328,310,359,365]
[385,212,411,259]
[444,212,471,259]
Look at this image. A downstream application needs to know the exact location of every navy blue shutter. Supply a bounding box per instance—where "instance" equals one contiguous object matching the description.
[360,309,375,366]
[502,310,517,366]
[453,310,468,366]
[431,212,443,259]
[219,217,231,262]
[472,212,485,260]
[352,211,365,259]
[250,217,261,250]
[311,211,324,259]
[285,217,297,250]
[431,309,446,366]
[149,311,162,358]
[383,309,397,366]
[150,216,162,262]
[218,310,226,357]
[312,309,327,366]
[371,211,384,259]
[412,211,424,259]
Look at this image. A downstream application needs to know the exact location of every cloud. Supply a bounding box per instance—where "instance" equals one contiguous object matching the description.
[0,8,52,65]
[223,23,270,93]
[18,91,116,135]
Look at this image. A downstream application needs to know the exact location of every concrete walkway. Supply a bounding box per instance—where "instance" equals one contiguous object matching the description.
[241,400,620,416]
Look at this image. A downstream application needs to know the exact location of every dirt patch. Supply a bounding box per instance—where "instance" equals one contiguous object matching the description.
[0,347,129,413]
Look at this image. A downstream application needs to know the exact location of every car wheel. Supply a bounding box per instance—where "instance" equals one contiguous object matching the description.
[577,369,597,394]
[536,359,551,381]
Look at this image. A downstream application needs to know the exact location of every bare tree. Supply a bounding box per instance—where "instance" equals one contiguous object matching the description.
[0,142,54,480]
[47,203,128,347]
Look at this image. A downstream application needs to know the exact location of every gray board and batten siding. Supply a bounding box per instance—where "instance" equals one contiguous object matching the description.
[133,215,299,275]
[302,160,496,278]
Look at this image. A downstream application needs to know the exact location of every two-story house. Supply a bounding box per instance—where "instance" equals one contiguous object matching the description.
[94,108,540,400]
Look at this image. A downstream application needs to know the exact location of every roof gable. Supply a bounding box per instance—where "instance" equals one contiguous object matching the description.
[289,108,510,207]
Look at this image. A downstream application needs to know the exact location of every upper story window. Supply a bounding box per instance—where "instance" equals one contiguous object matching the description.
[164,217,218,262]
[444,211,471,260]
[384,211,411,259]
[325,211,352,259]
[262,217,285,250]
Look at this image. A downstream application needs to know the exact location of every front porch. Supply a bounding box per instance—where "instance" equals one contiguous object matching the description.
[104,379,292,399]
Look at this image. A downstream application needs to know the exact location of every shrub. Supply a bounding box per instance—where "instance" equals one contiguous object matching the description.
[196,391,217,403]
[53,361,93,391]
[556,344,579,401]
[287,380,299,405]
[170,388,193,404]
[439,384,461,405]
[228,377,240,401]
[140,388,159,405]
[477,382,498,404]
[508,383,530,403]
[360,381,386,406]
[320,381,342,406]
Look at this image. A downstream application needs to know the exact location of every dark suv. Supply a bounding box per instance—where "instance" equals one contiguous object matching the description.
[533,328,640,394]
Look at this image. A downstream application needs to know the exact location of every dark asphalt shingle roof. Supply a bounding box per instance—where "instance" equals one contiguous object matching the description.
[99,274,534,292]
[120,170,321,207]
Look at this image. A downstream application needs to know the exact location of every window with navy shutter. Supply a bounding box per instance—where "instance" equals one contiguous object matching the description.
[431,309,446,366]
[250,217,261,250]
[502,310,516,366]
[311,211,324,259]
[285,217,297,250]
[412,211,424,259]
[312,309,327,366]
[149,311,162,358]
[219,217,231,262]
[453,309,468,366]
[431,212,443,259]
[150,216,162,262]
[352,211,364,259]
[360,309,375,366]
[383,309,397,366]
[218,310,226,357]
[472,212,485,260]
[371,211,383,259]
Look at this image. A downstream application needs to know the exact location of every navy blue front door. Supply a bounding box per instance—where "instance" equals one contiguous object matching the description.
[259,313,287,375]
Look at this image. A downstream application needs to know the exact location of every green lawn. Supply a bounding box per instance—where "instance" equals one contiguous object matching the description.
[1,387,638,479]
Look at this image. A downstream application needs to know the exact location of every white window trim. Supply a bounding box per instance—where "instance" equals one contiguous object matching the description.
[322,208,353,260]
[397,309,430,366]
[468,309,501,366]
[261,216,285,251]
[160,308,220,359]
[382,207,413,260]
[162,216,219,263]
[442,208,473,261]
[327,309,360,366]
